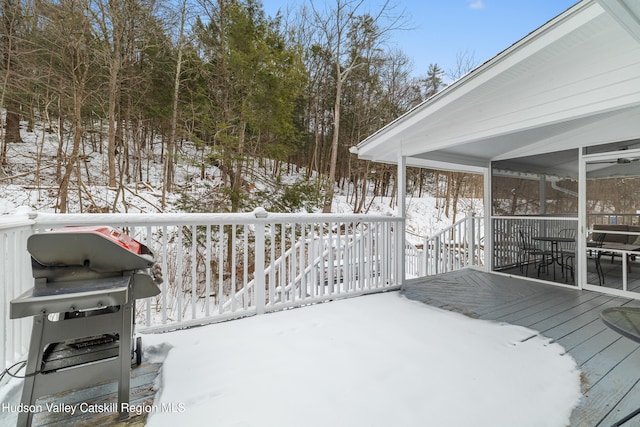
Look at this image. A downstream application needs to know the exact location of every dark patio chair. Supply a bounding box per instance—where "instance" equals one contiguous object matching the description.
[594,233,607,285]
[518,228,550,276]
[558,229,577,283]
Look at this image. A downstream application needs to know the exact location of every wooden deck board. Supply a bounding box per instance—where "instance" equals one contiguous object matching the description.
[403,269,640,427]
[494,293,605,327]
[478,288,579,320]
[566,328,627,366]
[598,375,640,427]
[29,362,162,426]
[572,344,640,426]
[557,321,614,354]
[528,297,628,337]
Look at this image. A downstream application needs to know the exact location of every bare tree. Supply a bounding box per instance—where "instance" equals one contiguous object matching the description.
[0,0,24,166]
[162,0,188,208]
[447,50,478,81]
[45,0,94,212]
[92,0,124,188]
[304,0,406,213]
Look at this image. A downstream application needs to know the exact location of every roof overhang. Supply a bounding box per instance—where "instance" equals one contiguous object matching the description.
[353,0,640,174]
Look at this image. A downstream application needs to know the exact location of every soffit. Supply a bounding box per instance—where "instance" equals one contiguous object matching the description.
[355,0,640,173]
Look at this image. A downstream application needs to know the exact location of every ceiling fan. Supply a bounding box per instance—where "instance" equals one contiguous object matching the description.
[589,157,640,165]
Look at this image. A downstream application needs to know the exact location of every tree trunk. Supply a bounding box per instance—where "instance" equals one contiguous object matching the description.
[5,102,22,143]
[55,105,64,183]
[323,75,342,213]
[59,96,83,213]
[0,0,22,164]
[106,2,122,189]
[162,0,187,209]
[355,170,368,213]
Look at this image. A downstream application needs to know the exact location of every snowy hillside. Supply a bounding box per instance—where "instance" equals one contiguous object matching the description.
[0,119,482,240]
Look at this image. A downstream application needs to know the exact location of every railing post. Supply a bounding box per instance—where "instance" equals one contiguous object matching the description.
[254,208,267,315]
[622,252,628,292]
[397,218,406,285]
[435,236,440,275]
[421,237,428,276]
[467,212,476,267]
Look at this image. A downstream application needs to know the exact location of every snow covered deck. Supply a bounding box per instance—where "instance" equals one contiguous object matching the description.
[6,269,639,426]
[404,269,640,426]
[2,289,581,427]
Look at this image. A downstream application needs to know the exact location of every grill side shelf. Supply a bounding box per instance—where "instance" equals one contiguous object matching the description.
[10,278,130,319]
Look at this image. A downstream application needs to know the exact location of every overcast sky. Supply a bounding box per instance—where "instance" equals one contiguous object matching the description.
[262,0,579,78]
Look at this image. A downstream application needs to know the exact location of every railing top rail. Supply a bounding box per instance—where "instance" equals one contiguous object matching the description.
[426,217,467,240]
[587,213,640,217]
[420,213,483,242]
[0,213,34,231]
[492,215,578,221]
[30,210,402,228]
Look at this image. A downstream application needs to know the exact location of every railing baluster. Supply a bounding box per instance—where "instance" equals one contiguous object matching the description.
[231,224,237,313]
[268,223,275,306]
[328,222,334,296]
[358,223,363,289]
[278,223,287,303]
[177,226,183,323]
[309,224,315,299]
[243,225,249,310]
[318,222,324,297]
[217,224,224,315]
[161,226,168,324]
[191,225,197,320]
[206,224,212,317]
[290,223,297,303]
[254,216,265,315]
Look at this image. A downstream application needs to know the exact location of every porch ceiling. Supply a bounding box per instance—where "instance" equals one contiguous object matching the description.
[354,0,640,173]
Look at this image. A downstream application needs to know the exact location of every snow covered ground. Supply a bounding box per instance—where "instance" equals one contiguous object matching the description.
[0,119,482,244]
[146,292,579,426]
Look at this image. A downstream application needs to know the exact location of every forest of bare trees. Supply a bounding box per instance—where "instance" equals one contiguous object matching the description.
[0,0,482,215]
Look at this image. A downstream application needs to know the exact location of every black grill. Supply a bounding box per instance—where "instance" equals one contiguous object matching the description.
[10,226,161,426]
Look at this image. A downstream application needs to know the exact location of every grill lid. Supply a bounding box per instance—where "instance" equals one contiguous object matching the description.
[28,226,154,274]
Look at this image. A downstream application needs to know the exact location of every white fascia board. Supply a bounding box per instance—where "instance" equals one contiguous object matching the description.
[405,157,488,174]
[597,0,640,43]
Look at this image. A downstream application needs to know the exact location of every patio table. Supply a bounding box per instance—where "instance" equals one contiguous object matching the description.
[532,236,575,281]
[601,307,640,426]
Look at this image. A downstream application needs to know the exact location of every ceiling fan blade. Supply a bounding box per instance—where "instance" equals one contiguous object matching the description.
[589,160,616,164]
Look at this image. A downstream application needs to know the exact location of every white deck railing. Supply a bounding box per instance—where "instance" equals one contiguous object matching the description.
[0,214,33,373]
[405,212,484,278]
[0,209,404,369]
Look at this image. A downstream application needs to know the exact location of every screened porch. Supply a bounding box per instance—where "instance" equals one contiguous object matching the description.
[490,142,640,298]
